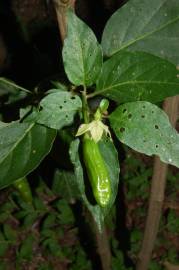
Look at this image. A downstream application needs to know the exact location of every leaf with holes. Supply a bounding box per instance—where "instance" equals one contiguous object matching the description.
[69,139,119,231]
[37,91,82,130]
[0,121,56,188]
[94,51,179,103]
[62,10,102,86]
[110,101,179,168]
[101,0,179,65]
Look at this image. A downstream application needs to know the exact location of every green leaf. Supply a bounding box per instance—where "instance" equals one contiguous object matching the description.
[0,231,8,257]
[50,81,68,91]
[130,229,143,254]
[149,261,162,270]
[22,212,38,228]
[95,51,179,103]
[0,121,56,188]
[0,77,30,105]
[62,10,102,86]
[69,139,103,230]
[110,101,179,168]
[55,199,75,225]
[42,238,63,257]
[101,0,179,64]
[3,224,17,241]
[42,214,56,229]
[98,139,120,212]
[0,77,30,94]
[52,170,79,202]
[37,91,82,129]
[18,235,35,260]
[69,139,119,231]
[20,106,38,123]
[167,210,179,233]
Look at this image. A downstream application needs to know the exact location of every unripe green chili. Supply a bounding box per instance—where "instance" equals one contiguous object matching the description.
[13,177,33,204]
[83,135,111,207]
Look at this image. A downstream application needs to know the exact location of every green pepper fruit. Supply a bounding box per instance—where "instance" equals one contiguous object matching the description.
[13,177,33,204]
[83,135,111,207]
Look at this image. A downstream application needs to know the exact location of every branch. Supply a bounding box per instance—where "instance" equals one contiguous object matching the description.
[136,95,179,270]
[93,219,112,270]
[53,0,76,43]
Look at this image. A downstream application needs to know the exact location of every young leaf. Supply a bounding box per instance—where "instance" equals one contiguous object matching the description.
[0,121,56,188]
[95,51,179,103]
[69,139,119,231]
[101,0,179,64]
[37,91,82,130]
[62,10,102,86]
[110,101,179,168]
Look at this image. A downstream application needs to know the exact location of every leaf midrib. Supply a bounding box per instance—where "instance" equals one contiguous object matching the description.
[0,123,34,164]
[94,80,179,97]
[110,15,179,56]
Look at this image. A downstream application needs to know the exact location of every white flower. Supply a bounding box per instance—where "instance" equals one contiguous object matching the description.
[76,120,111,142]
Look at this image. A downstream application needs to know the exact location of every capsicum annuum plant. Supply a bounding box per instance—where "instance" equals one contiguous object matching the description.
[0,0,179,230]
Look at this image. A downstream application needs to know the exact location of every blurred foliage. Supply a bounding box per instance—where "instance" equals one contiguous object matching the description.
[0,149,178,269]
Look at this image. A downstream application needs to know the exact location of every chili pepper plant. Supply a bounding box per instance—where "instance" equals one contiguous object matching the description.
[0,0,179,232]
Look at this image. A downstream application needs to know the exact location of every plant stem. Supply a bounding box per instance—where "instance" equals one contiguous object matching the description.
[82,87,112,269]
[82,86,90,124]
[53,3,112,268]
[53,0,75,43]
[93,220,112,270]
[136,95,179,270]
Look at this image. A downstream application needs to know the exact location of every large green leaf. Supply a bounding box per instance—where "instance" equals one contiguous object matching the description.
[0,122,56,188]
[110,101,179,168]
[94,51,179,103]
[37,91,82,129]
[69,139,119,231]
[62,10,102,87]
[101,0,179,64]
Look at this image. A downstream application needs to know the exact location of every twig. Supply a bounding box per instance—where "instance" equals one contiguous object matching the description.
[136,95,179,270]
[93,219,112,270]
[53,0,75,43]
